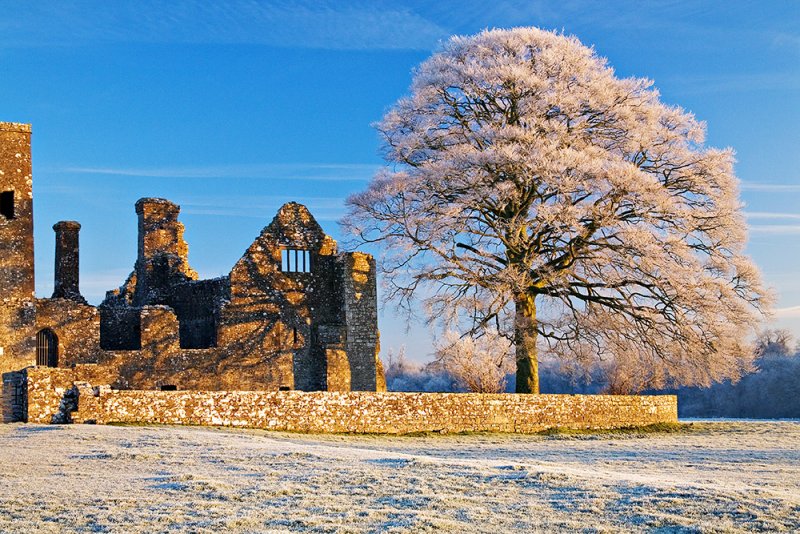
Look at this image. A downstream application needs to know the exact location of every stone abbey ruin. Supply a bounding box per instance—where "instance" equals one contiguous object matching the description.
[0,122,384,394]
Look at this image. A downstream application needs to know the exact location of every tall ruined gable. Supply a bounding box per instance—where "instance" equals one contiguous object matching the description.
[228,202,337,302]
[221,202,339,390]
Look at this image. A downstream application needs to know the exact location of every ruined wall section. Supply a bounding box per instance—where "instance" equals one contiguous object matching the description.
[221,202,338,392]
[93,201,311,391]
[107,305,182,389]
[100,198,208,352]
[35,298,101,367]
[92,304,293,391]
[98,304,141,350]
[340,252,379,391]
[0,122,36,374]
[132,198,198,306]
[169,277,230,349]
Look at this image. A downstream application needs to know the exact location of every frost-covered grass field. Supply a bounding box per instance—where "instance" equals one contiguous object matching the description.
[0,422,798,532]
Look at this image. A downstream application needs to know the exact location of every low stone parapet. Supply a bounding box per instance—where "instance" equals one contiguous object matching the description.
[20,376,678,433]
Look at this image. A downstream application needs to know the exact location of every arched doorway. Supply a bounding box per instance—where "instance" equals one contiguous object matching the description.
[36,329,58,367]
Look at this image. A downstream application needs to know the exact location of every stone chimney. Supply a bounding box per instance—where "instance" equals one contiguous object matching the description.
[52,220,86,303]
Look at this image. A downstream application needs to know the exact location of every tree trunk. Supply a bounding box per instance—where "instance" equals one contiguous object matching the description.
[514,293,539,394]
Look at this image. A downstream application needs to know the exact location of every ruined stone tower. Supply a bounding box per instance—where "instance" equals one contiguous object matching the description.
[133,198,198,306]
[0,122,35,371]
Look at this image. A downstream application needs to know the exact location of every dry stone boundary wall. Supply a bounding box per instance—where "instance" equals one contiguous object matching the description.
[20,367,677,433]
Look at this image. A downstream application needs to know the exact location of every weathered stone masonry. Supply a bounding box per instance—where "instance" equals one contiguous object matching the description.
[22,367,678,433]
[0,122,383,404]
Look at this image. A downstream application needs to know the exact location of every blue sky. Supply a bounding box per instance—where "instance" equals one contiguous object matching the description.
[1,1,799,361]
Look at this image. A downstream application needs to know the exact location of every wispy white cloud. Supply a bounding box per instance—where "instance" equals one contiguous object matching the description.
[740,182,800,193]
[748,225,800,235]
[0,0,446,51]
[181,194,347,221]
[745,211,800,221]
[59,163,377,181]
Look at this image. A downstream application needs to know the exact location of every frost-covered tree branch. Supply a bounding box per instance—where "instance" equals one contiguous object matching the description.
[435,329,515,393]
[343,27,772,393]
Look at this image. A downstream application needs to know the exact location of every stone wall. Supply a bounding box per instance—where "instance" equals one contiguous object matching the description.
[340,252,380,391]
[25,367,76,423]
[36,298,101,367]
[1,371,25,422]
[23,368,677,433]
[24,366,118,423]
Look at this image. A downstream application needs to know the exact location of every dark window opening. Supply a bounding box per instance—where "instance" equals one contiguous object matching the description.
[160,385,177,391]
[280,248,311,273]
[36,329,58,367]
[1,191,14,220]
[279,386,291,391]
[99,306,142,350]
[293,327,298,345]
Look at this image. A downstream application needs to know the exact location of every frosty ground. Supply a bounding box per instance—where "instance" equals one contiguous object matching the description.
[0,422,798,532]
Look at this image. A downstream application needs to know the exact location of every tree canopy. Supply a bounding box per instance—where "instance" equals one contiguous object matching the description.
[344,27,770,393]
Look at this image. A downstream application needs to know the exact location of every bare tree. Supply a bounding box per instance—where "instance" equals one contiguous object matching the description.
[435,329,514,393]
[382,346,455,392]
[754,329,794,358]
[344,27,770,393]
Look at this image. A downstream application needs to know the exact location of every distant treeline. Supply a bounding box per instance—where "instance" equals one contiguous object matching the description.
[383,333,800,419]
[665,350,800,419]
